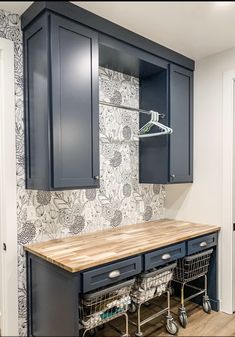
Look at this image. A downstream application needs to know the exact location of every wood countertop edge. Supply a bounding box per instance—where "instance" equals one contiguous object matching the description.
[24,224,220,273]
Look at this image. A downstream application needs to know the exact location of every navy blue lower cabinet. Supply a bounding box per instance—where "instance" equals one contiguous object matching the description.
[27,253,80,336]
[26,234,219,336]
[207,246,219,311]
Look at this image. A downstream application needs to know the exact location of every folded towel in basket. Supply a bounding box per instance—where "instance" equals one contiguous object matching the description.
[81,295,131,330]
[131,270,172,303]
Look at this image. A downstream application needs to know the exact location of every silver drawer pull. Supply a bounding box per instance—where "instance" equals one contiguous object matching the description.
[200,241,208,247]
[109,270,121,279]
[162,253,171,260]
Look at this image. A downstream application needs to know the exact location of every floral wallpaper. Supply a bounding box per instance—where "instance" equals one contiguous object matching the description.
[0,9,165,336]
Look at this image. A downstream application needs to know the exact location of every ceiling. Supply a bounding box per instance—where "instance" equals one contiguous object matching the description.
[1,1,235,60]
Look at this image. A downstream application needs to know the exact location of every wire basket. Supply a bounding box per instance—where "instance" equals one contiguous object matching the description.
[174,249,213,283]
[79,279,134,330]
[131,262,176,304]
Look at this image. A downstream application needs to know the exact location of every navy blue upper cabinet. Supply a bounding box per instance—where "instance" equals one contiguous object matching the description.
[169,65,193,183]
[24,13,99,190]
[139,64,193,184]
[23,2,194,190]
[50,15,99,189]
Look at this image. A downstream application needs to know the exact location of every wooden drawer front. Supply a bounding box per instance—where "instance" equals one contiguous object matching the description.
[82,256,142,292]
[187,233,217,255]
[144,243,185,271]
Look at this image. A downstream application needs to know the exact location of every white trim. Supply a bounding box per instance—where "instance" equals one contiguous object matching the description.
[0,37,18,336]
[221,69,235,314]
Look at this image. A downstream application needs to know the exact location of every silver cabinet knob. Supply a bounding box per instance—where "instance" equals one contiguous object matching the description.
[170,174,175,179]
[162,253,171,260]
[200,241,208,247]
[109,270,121,279]
[94,175,99,180]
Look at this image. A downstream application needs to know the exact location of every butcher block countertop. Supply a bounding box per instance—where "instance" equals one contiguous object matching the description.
[24,219,220,273]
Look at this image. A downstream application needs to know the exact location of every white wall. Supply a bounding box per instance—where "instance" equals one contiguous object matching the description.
[165,47,235,312]
[165,47,235,226]
[0,38,18,336]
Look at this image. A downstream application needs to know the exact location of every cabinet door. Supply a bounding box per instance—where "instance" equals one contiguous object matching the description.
[169,64,193,183]
[24,14,52,190]
[50,15,99,189]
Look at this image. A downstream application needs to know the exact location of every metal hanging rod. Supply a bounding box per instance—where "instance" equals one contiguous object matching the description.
[99,100,165,118]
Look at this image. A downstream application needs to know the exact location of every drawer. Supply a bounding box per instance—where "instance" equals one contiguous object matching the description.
[82,256,142,292]
[187,232,217,255]
[144,242,185,270]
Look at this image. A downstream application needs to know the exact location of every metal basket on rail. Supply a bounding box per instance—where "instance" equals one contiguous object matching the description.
[174,249,213,283]
[131,262,176,304]
[79,279,134,331]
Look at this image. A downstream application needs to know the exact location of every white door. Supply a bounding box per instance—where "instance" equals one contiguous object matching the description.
[0,37,18,336]
[233,81,235,313]
[222,70,235,314]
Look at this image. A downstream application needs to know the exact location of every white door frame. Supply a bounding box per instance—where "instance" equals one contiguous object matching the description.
[221,69,235,314]
[0,37,18,336]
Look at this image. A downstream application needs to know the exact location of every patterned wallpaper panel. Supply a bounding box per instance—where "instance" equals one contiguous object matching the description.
[0,9,165,336]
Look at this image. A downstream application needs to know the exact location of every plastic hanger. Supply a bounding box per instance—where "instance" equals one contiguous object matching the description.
[138,111,173,138]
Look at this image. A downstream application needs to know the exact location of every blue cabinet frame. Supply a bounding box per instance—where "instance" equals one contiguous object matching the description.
[23,2,195,190]
[24,13,100,190]
[169,64,193,183]
[26,233,219,337]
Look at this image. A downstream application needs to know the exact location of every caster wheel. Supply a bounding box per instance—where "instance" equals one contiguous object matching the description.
[179,311,188,328]
[203,299,212,314]
[129,302,137,313]
[88,328,97,336]
[166,319,179,335]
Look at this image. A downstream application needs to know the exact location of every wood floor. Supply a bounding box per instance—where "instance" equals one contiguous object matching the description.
[95,299,235,337]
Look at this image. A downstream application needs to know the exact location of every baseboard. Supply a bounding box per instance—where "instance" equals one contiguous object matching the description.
[210,298,220,312]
